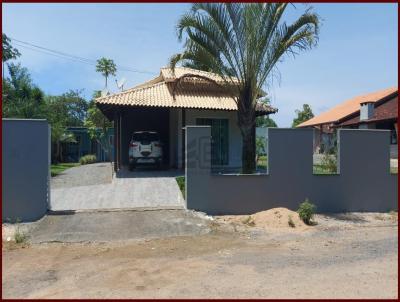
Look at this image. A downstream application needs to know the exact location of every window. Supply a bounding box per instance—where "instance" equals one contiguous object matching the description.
[196,118,229,165]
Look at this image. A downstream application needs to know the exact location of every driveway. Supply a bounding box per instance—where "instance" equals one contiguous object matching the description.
[50,164,184,211]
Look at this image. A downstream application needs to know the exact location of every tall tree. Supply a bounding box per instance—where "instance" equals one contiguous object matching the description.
[292,104,314,128]
[84,91,113,162]
[44,90,88,162]
[170,3,319,173]
[96,57,117,89]
[2,63,45,118]
[2,33,21,78]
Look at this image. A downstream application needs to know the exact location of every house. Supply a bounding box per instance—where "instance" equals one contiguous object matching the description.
[297,87,398,156]
[96,67,277,171]
[62,127,114,162]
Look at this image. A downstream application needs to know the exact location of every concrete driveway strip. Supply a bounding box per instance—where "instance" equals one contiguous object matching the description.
[50,166,185,211]
[28,210,210,243]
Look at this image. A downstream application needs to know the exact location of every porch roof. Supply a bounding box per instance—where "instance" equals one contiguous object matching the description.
[95,67,277,115]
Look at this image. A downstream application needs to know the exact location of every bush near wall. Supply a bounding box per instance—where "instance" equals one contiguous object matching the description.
[79,154,97,165]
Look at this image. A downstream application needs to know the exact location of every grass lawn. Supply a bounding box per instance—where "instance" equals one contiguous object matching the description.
[257,155,267,171]
[51,163,80,177]
[313,164,337,175]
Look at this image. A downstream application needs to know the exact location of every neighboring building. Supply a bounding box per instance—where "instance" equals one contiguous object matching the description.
[96,67,277,171]
[297,87,398,156]
[63,127,114,162]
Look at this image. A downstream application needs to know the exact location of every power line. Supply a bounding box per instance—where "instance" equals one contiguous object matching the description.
[10,37,157,75]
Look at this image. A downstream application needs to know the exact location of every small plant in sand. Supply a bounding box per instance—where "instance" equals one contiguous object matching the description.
[242,215,255,227]
[297,199,316,225]
[14,218,28,244]
[288,215,295,228]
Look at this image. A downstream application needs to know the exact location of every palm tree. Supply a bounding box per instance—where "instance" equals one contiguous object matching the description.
[170,3,320,173]
[96,57,117,89]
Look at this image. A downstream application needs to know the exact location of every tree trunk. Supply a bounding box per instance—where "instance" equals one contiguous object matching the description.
[237,86,256,174]
[241,125,256,173]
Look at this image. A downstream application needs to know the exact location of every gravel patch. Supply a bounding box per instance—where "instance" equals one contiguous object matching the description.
[51,163,112,189]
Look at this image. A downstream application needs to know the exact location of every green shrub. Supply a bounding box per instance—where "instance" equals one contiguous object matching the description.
[14,218,28,244]
[14,229,28,244]
[175,176,185,198]
[79,154,97,165]
[288,215,295,228]
[242,215,255,227]
[297,199,316,225]
[320,152,337,173]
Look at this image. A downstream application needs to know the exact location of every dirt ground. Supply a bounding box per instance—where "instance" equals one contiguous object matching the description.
[2,211,398,299]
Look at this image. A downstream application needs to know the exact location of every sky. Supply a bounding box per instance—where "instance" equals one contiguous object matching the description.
[2,3,398,127]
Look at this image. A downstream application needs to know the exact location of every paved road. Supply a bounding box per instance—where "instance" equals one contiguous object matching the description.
[50,164,185,211]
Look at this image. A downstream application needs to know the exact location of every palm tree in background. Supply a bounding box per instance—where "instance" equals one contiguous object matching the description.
[96,57,117,89]
[170,3,320,173]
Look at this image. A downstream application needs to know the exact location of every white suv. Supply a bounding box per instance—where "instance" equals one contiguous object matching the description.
[129,131,163,170]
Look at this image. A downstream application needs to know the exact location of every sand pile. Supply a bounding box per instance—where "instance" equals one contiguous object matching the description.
[216,207,310,231]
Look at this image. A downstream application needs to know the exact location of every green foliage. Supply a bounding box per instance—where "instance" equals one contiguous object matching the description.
[79,154,97,165]
[171,3,320,173]
[257,155,267,171]
[256,137,266,156]
[96,57,117,88]
[297,199,316,225]
[256,116,278,128]
[84,91,113,161]
[320,153,337,173]
[288,215,295,228]
[2,33,21,62]
[2,63,45,119]
[13,218,28,244]
[292,104,314,128]
[175,176,185,198]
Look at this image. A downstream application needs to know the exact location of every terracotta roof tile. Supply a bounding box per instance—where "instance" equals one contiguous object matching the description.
[297,87,398,127]
[96,67,276,114]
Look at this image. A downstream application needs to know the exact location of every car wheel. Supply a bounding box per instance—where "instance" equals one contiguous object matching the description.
[129,162,135,171]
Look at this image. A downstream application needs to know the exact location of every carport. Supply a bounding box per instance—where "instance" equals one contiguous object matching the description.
[96,103,183,172]
[119,106,170,168]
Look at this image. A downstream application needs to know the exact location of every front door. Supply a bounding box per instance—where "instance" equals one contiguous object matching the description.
[196,118,229,166]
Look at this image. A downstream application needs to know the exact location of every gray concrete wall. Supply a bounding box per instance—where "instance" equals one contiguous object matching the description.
[186,126,397,215]
[2,119,50,222]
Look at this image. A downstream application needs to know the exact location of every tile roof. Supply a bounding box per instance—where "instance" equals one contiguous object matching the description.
[297,87,398,127]
[338,95,398,126]
[96,67,276,114]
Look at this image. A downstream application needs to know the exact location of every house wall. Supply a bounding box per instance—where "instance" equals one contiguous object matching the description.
[2,119,50,222]
[177,109,242,168]
[186,126,397,215]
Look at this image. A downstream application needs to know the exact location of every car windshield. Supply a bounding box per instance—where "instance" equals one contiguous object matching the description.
[132,132,159,142]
